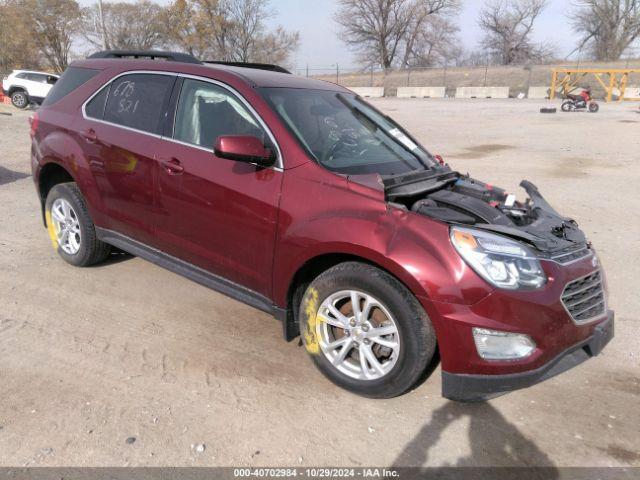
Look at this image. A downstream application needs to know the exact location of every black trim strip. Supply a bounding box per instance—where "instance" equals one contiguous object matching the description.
[96,227,278,316]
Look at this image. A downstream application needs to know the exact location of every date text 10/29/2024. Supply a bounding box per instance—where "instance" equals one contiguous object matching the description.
[233,468,400,478]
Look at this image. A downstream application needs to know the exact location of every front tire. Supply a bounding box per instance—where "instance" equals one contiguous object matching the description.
[588,102,599,113]
[11,90,28,109]
[299,262,437,398]
[44,182,111,267]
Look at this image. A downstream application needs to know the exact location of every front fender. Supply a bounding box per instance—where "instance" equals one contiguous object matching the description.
[272,162,493,308]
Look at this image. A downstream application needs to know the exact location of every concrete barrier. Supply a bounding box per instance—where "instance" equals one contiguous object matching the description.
[455,87,510,99]
[396,86,446,98]
[527,86,550,99]
[613,86,640,99]
[624,87,640,99]
[350,87,384,98]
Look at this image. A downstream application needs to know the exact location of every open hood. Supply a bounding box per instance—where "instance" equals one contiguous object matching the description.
[382,167,589,257]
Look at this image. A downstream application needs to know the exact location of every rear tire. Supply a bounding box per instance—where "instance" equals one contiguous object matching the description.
[44,182,111,267]
[299,262,437,398]
[561,100,573,112]
[11,90,28,109]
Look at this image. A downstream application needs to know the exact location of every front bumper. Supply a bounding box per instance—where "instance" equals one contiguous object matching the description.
[442,310,614,401]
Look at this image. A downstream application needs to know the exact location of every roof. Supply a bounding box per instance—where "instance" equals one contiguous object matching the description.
[72,57,349,93]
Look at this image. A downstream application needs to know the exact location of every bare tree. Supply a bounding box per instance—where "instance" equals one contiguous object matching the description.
[22,0,82,72]
[334,0,412,69]
[83,1,166,51]
[478,0,553,65]
[335,0,458,69]
[252,26,301,65]
[228,0,267,62]
[226,0,300,63]
[163,0,214,58]
[402,14,460,67]
[400,0,460,67]
[164,0,299,64]
[571,0,640,61]
[0,0,43,72]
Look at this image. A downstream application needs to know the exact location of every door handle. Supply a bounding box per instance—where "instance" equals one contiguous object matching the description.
[161,158,184,175]
[81,128,97,143]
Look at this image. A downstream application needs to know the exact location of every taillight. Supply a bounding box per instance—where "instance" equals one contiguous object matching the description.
[29,112,39,138]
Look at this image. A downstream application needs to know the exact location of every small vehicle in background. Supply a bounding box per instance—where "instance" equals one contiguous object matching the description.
[561,87,599,113]
[2,70,59,109]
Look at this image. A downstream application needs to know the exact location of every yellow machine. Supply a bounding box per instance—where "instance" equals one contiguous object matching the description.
[550,68,640,102]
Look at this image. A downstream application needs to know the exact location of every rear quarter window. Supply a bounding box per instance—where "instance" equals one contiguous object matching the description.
[42,67,100,106]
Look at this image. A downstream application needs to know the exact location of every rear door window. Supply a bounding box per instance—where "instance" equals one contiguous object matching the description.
[42,67,100,106]
[29,74,48,83]
[103,73,175,135]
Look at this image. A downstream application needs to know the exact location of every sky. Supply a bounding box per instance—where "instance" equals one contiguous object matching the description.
[267,0,578,72]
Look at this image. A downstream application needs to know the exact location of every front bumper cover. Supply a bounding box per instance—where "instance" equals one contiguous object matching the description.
[442,311,614,402]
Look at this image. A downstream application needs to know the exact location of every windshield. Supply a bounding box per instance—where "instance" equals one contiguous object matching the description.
[260,88,435,175]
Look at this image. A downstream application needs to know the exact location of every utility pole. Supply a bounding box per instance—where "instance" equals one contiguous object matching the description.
[98,0,107,49]
[336,64,339,84]
[443,60,447,86]
[484,58,489,87]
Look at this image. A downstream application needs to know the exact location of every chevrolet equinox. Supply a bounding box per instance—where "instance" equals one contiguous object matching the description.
[30,50,614,400]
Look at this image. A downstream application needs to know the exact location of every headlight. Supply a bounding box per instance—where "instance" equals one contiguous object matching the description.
[450,227,546,290]
[473,328,536,360]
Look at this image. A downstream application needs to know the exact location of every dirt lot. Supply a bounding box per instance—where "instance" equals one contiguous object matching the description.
[0,99,639,468]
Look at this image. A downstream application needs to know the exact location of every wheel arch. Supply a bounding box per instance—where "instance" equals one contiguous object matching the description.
[37,161,76,226]
[8,86,27,96]
[281,250,427,342]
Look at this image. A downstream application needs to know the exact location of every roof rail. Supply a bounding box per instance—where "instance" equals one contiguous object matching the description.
[88,50,202,65]
[203,61,291,74]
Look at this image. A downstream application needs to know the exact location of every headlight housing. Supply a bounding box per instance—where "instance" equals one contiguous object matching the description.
[450,227,546,290]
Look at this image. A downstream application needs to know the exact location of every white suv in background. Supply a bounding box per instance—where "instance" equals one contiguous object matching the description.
[2,70,59,109]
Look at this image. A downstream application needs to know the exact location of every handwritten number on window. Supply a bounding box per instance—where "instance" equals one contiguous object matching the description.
[112,80,139,114]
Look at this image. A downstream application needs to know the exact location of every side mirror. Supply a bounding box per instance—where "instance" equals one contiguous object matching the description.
[214,135,275,167]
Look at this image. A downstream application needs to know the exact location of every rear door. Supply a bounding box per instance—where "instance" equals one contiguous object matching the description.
[27,73,50,99]
[152,76,283,297]
[79,72,176,245]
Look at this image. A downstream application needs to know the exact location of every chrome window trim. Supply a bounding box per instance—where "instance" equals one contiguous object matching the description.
[81,70,283,171]
[560,269,608,326]
[81,70,176,140]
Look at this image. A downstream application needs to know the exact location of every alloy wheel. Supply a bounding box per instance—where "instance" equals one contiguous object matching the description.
[316,290,401,380]
[50,198,82,255]
[12,92,27,108]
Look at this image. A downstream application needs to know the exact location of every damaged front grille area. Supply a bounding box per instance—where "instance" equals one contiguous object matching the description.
[548,245,592,265]
[562,270,606,324]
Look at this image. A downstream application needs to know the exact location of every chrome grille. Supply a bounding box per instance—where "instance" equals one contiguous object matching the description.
[550,245,592,265]
[561,270,606,324]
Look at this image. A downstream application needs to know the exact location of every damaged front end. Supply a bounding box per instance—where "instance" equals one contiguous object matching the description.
[383,166,592,262]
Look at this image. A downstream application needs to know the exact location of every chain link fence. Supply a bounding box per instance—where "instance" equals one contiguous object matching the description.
[295,59,640,99]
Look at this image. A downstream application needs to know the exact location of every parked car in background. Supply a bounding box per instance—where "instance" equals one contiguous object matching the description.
[2,70,59,108]
[29,50,614,400]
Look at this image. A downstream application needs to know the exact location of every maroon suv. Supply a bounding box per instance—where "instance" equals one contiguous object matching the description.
[31,50,613,400]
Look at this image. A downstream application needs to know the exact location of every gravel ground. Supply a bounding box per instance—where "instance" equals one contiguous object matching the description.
[0,99,638,468]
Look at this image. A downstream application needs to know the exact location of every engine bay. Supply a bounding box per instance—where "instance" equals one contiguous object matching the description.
[382,166,589,254]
